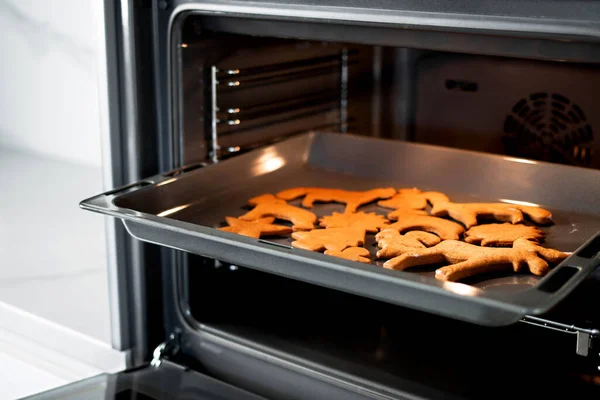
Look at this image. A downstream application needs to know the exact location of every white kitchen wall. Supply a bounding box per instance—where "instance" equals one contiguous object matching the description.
[0,0,127,384]
[0,0,103,167]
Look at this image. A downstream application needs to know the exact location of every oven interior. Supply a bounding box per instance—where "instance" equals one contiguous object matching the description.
[167,14,600,399]
[177,16,599,168]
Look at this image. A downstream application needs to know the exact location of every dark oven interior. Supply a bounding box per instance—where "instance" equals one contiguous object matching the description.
[170,14,600,399]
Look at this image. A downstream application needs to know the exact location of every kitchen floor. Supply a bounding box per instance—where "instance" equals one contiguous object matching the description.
[0,352,66,399]
[0,328,70,399]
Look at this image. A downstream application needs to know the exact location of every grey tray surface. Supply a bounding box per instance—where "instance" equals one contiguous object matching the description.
[81,132,600,326]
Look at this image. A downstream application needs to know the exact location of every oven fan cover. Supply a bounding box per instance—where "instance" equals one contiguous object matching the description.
[503,92,594,166]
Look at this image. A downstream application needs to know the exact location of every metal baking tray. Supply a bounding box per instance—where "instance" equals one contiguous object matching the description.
[81,132,600,326]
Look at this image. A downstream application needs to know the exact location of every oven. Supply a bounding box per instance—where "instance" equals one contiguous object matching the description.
[29,1,600,399]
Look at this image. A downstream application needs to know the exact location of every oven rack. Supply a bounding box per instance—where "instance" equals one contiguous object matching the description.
[520,316,599,357]
[209,50,352,162]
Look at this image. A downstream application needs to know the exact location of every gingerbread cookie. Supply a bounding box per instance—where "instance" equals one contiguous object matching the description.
[375,229,441,259]
[423,191,452,207]
[291,228,365,252]
[464,223,544,247]
[319,211,389,232]
[276,187,396,213]
[248,193,287,206]
[324,247,371,263]
[378,188,449,213]
[385,212,464,240]
[382,238,567,282]
[431,202,553,228]
[239,202,316,230]
[218,216,293,239]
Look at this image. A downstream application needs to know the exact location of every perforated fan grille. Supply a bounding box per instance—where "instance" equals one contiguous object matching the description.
[503,92,594,166]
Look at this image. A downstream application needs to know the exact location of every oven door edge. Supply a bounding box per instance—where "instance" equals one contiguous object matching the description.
[21,359,267,400]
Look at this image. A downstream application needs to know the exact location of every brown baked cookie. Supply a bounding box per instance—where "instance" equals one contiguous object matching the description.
[291,228,366,252]
[378,188,449,213]
[248,193,287,206]
[423,191,453,206]
[324,247,371,263]
[430,202,553,228]
[464,223,544,247]
[276,187,396,213]
[218,216,293,239]
[239,203,316,230]
[382,238,567,282]
[319,211,389,233]
[375,229,441,259]
[385,212,465,240]
[377,188,427,211]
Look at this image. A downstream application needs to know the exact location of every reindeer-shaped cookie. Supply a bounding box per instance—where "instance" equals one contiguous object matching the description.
[382,238,567,282]
[378,188,449,214]
[375,229,441,259]
[276,187,396,213]
[430,202,553,228]
[239,193,317,230]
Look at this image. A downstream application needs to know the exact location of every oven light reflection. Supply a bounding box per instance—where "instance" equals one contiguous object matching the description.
[157,203,191,217]
[502,156,538,165]
[443,282,481,296]
[263,157,285,172]
[252,150,286,175]
[499,199,540,207]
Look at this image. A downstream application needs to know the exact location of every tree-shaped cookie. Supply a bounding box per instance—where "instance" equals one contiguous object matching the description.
[219,217,293,238]
[375,229,441,259]
[319,211,389,232]
[378,188,449,213]
[382,238,567,282]
[431,201,552,228]
[464,223,544,247]
[239,195,317,230]
[324,247,371,263]
[291,228,366,251]
[385,212,464,240]
[276,187,396,213]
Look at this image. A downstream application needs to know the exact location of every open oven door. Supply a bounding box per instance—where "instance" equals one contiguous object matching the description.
[22,360,267,400]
